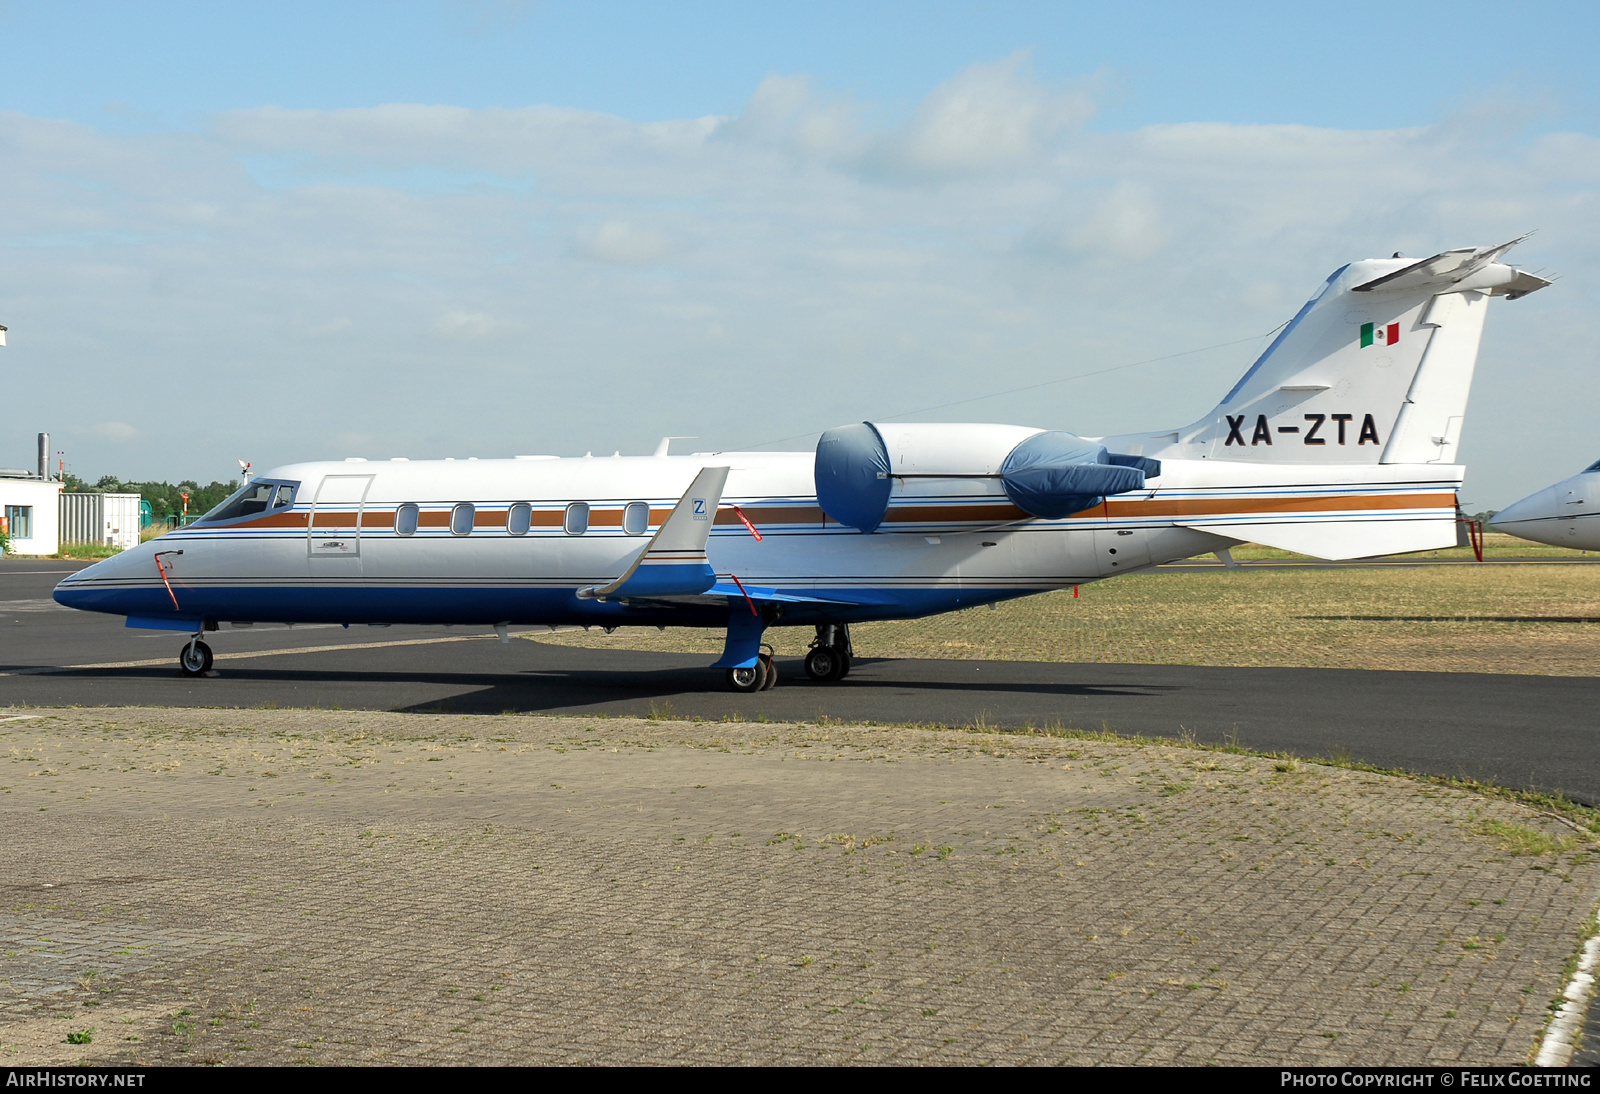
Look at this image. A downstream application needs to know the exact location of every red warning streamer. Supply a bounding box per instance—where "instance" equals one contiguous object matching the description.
[728,573,759,616]
[154,552,181,610]
[732,506,763,541]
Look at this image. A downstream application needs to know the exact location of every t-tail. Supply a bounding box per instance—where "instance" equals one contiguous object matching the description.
[1106,238,1552,559]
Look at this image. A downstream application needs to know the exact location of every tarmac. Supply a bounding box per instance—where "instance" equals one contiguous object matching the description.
[4,560,1600,806]
[2,707,1597,1066]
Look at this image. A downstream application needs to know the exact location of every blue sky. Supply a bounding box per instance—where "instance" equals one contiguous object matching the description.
[4,2,1597,134]
[1,1,1598,507]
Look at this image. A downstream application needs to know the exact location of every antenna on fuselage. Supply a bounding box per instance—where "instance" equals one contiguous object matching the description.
[654,436,697,457]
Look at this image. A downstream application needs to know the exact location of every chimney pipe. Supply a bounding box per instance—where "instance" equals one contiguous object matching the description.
[37,433,49,480]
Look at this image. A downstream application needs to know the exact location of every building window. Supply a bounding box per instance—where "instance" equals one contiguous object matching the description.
[563,502,589,535]
[3,505,32,540]
[395,504,419,536]
[507,503,532,536]
[451,503,475,536]
[623,501,649,536]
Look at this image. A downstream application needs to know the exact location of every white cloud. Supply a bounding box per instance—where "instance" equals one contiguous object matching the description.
[572,221,676,265]
[88,422,140,443]
[888,54,1094,173]
[308,316,352,336]
[0,66,1595,507]
[433,310,498,338]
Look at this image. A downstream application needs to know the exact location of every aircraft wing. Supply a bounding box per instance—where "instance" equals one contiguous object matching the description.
[619,583,870,610]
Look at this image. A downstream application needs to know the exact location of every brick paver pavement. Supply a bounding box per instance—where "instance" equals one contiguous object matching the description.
[1,707,1596,1066]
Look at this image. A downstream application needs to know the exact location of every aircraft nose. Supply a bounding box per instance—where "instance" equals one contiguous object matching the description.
[1487,482,1568,547]
[53,556,110,607]
[1489,488,1554,531]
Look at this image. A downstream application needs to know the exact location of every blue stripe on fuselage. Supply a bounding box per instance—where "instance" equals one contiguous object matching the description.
[52,579,1035,628]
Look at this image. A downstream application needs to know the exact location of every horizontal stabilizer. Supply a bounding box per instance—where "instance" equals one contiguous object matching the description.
[577,466,728,600]
[1351,236,1551,299]
[1181,518,1456,561]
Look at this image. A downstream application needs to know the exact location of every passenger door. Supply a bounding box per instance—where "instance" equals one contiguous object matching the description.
[309,474,373,579]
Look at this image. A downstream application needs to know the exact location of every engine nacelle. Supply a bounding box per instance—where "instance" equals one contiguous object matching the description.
[814,422,1156,533]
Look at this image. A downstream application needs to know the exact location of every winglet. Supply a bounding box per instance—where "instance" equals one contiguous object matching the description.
[577,466,730,600]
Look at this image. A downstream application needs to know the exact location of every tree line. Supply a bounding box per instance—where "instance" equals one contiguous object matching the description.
[62,474,239,524]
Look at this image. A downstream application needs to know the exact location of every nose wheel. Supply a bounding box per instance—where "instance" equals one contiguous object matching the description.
[179,638,214,677]
[726,651,777,693]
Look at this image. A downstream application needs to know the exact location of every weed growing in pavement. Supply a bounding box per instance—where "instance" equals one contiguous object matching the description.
[65,1030,93,1045]
[1476,819,1577,856]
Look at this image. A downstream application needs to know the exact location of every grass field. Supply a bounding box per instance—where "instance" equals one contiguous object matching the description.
[530,535,1600,676]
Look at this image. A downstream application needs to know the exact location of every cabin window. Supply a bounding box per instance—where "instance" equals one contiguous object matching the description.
[564,502,589,535]
[507,503,533,536]
[623,501,649,536]
[395,504,419,536]
[451,503,475,536]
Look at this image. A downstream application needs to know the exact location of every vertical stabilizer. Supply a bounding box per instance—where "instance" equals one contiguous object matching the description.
[1166,240,1548,465]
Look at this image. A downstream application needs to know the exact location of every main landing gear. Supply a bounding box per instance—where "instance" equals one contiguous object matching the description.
[726,647,779,693]
[804,623,852,683]
[178,634,214,677]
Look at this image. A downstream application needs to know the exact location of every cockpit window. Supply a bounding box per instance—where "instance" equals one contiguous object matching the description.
[197,480,298,524]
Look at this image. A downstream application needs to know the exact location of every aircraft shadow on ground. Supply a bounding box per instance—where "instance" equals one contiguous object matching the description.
[21,658,1173,715]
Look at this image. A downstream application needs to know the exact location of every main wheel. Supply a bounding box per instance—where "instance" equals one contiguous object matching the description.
[179,640,213,677]
[837,650,851,679]
[726,659,768,693]
[805,646,842,682]
[758,653,777,691]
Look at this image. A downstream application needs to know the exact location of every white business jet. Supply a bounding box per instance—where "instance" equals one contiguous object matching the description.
[1489,462,1600,550]
[55,240,1550,690]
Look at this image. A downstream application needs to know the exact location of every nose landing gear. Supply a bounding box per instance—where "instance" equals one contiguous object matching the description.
[178,634,214,677]
[804,623,852,682]
[726,648,779,693]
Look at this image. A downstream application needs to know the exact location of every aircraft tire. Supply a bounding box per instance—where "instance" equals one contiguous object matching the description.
[726,661,766,693]
[758,653,777,690]
[836,651,851,679]
[805,647,841,682]
[179,640,214,677]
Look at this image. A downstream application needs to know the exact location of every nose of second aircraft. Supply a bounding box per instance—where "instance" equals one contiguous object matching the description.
[1488,481,1568,547]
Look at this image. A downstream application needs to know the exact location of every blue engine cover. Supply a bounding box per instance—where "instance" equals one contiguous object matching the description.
[1000,431,1147,519]
[815,422,892,533]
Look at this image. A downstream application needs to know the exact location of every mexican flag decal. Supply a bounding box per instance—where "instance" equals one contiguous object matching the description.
[1361,321,1399,348]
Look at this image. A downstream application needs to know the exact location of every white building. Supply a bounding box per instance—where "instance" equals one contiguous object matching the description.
[0,471,63,556]
[60,492,142,551]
